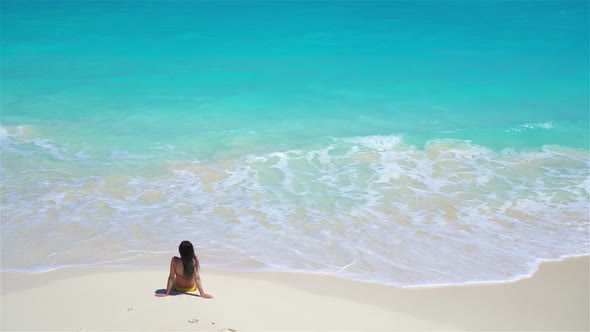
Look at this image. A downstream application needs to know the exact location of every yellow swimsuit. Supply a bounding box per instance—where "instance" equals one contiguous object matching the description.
[174,283,197,292]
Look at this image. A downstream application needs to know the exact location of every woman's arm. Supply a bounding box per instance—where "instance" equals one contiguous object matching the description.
[194,266,213,299]
[155,257,175,297]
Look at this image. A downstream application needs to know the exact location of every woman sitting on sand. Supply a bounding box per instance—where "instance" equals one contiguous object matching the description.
[156,240,213,299]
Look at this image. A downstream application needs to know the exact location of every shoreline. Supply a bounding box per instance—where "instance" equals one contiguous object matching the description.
[2,255,588,331]
[2,252,588,288]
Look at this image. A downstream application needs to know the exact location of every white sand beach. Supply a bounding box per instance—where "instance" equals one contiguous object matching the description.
[1,255,588,331]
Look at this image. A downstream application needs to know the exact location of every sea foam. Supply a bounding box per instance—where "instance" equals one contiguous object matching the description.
[2,131,588,286]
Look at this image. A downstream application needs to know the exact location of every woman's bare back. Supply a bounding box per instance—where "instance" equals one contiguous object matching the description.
[172,256,196,288]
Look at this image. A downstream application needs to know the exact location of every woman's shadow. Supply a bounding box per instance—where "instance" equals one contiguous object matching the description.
[154,289,201,297]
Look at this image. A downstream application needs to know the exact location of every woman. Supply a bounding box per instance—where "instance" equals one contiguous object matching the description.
[155,240,213,299]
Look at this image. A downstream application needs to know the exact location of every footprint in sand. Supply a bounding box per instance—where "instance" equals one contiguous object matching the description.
[188,318,199,324]
[126,307,135,312]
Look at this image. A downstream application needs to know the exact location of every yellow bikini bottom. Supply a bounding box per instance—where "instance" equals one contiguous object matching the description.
[174,284,197,292]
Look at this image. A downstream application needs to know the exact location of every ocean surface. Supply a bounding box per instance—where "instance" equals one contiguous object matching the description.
[1,0,589,287]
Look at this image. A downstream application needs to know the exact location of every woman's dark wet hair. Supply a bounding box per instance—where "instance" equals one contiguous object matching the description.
[179,240,199,279]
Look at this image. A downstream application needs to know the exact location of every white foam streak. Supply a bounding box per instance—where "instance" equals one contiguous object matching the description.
[505,121,554,132]
[343,134,402,151]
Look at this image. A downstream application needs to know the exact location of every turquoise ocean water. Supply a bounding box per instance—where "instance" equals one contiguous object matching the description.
[1,1,589,286]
